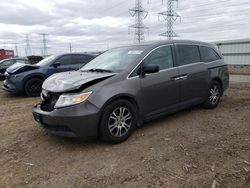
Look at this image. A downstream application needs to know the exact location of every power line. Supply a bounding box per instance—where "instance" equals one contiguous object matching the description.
[99,0,128,14]
[129,0,149,43]
[158,0,181,40]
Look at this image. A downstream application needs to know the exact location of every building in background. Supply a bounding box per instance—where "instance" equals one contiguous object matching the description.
[0,49,15,60]
[215,39,250,75]
[216,39,250,66]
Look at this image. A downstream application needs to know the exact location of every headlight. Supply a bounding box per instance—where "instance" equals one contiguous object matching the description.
[54,91,92,108]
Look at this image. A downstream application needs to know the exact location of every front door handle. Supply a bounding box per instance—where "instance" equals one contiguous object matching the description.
[179,75,188,80]
[171,74,188,81]
[171,76,182,81]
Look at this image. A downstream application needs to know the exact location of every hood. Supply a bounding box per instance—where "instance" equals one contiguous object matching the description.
[7,63,38,74]
[42,70,116,93]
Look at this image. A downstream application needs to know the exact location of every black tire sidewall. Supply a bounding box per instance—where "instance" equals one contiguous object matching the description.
[99,99,137,144]
[203,80,222,109]
[25,78,43,97]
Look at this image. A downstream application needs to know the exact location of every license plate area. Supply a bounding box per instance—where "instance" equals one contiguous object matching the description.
[33,112,43,123]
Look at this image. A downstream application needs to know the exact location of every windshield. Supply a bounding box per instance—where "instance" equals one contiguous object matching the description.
[36,55,56,66]
[81,46,146,73]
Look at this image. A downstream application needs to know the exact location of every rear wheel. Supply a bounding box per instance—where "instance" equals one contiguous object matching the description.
[202,80,222,109]
[25,78,43,97]
[99,100,136,144]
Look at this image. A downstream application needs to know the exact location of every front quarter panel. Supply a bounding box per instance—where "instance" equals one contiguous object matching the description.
[87,76,141,111]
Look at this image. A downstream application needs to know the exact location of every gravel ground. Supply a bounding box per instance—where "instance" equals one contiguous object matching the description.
[0,82,250,188]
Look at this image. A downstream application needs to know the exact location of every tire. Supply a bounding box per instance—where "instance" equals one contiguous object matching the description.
[202,80,222,109]
[99,99,137,144]
[25,78,43,97]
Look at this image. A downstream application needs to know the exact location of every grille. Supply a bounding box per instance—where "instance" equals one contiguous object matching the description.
[41,92,60,112]
[42,123,72,132]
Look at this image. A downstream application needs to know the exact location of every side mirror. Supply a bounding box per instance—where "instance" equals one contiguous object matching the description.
[53,62,61,68]
[142,64,159,75]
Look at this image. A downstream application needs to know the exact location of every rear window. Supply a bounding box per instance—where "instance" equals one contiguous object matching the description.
[177,45,201,66]
[200,46,221,63]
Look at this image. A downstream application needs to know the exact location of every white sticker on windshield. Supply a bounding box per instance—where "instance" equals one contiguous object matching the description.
[128,50,143,55]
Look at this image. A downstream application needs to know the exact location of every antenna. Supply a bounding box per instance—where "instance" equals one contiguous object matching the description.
[129,0,149,43]
[158,0,181,40]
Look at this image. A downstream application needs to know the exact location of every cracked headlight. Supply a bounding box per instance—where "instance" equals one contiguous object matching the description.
[55,91,92,108]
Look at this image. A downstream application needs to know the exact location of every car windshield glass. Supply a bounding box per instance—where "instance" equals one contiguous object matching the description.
[81,46,146,73]
[36,55,56,66]
[0,59,6,64]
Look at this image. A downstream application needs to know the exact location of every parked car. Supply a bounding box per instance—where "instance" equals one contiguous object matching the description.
[3,53,95,96]
[0,58,29,81]
[32,40,229,143]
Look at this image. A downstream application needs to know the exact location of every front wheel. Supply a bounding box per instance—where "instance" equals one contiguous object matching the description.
[99,100,137,144]
[25,78,43,97]
[202,80,222,109]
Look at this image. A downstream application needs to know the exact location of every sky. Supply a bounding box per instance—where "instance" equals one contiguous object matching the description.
[0,0,250,56]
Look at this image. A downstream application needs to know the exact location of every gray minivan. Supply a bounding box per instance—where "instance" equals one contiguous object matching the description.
[33,40,229,143]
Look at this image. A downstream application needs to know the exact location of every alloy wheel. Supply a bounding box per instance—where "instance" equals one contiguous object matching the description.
[108,107,132,137]
[29,81,42,96]
[209,85,220,105]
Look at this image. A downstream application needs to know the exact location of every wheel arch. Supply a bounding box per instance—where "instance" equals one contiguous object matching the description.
[23,74,46,88]
[99,94,141,127]
[211,77,224,95]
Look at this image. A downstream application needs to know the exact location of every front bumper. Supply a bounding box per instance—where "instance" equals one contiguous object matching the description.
[2,75,23,93]
[2,80,20,93]
[0,73,5,81]
[32,101,100,139]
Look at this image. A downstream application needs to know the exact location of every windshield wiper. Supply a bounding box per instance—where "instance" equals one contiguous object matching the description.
[83,68,113,73]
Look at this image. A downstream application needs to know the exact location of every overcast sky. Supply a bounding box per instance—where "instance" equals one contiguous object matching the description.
[0,0,250,56]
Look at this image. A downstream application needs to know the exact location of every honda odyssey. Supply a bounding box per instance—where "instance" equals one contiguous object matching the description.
[32,40,229,143]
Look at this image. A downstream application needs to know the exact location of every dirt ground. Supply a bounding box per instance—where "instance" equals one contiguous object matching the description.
[0,82,250,188]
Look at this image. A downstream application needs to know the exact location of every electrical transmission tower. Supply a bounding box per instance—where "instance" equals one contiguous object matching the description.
[69,43,73,53]
[25,34,32,56]
[39,33,48,56]
[158,0,181,40]
[129,0,149,43]
[14,43,18,57]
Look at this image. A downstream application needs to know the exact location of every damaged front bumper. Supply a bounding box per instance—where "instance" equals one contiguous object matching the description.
[32,101,101,139]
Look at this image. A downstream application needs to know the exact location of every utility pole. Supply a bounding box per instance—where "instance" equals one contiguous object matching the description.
[158,0,181,40]
[69,43,72,53]
[39,33,48,56]
[14,43,18,57]
[25,34,32,56]
[129,0,149,43]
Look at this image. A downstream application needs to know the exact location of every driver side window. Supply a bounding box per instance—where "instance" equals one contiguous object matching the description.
[1,60,14,66]
[56,55,72,66]
[144,46,173,70]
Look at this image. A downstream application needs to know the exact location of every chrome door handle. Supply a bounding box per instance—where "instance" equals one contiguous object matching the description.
[171,76,182,81]
[171,74,188,81]
[179,75,188,80]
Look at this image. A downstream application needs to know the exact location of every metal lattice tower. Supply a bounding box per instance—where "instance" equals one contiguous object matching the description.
[159,0,180,40]
[39,33,48,56]
[25,34,32,56]
[129,0,149,43]
[69,43,73,53]
[14,43,18,57]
